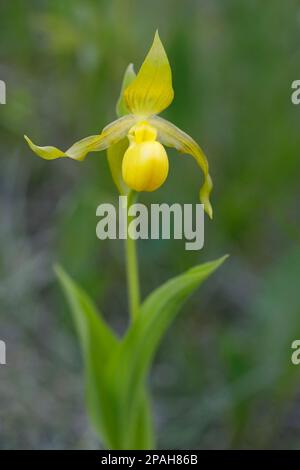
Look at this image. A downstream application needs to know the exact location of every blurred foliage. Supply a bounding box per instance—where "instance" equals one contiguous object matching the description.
[0,0,300,449]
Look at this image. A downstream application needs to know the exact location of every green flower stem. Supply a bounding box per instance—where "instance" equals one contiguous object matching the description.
[125,190,140,321]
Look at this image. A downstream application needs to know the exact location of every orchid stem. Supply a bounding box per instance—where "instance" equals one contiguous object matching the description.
[125,191,140,321]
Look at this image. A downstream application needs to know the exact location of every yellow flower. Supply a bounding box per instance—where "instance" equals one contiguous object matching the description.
[24,31,213,218]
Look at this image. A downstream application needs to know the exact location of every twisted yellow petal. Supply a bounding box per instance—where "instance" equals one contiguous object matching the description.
[24,135,65,160]
[124,31,174,116]
[24,134,103,161]
[24,115,137,162]
[149,116,213,218]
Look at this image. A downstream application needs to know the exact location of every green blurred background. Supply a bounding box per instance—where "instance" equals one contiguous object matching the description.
[1,0,300,449]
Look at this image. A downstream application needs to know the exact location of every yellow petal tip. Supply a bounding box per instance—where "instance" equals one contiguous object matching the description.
[154,29,160,40]
[24,134,66,160]
[201,196,213,219]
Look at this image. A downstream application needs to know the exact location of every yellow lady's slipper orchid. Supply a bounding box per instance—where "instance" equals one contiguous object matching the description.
[24,31,213,218]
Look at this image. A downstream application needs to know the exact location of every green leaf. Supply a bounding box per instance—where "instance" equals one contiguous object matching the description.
[116,63,136,117]
[54,265,120,449]
[129,389,155,450]
[107,255,228,447]
[54,257,227,449]
[55,264,154,450]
